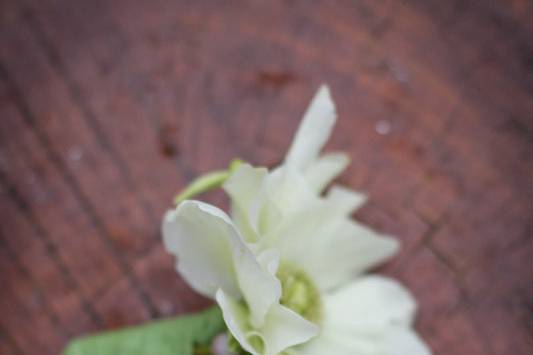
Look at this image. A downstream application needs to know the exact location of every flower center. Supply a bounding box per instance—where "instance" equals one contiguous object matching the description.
[277,264,322,323]
[224,266,321,355]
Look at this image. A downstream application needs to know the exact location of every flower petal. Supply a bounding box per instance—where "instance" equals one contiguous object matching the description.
[258,168,314,234]
[325,184,367,215]
[295,327,431,355]
[164,200,281,328]
[217,290,319,355]
[381,328,431,355]
[304,152,350,193]
[224,164,268,242]
[295,277,428,355]
[324,276,417,330]
[259,303,319,355]
[261,200,398,291]
[293,334,368,355]
[265,168,316,215]
[307,221,399,291]
[162,200,242,299]
[285,85,336,170]
[235,245,281,328]
[216,289,258,355]
[256,249,281,276]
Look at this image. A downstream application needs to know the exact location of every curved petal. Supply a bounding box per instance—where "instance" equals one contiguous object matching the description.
[304,152,350,193]
[257,196,333,253]
[324,276,417,330]
[256,249,281,276]
[295,327,431,355]
[216,289,258,355]
[162,200,241,299]
[217,290,319,355]
[235,245,281,328]
[224,164,267,207]
[264,168,316,214]
[294,333,372,355]
[325,184,367,215]
[285,85,336,170]
[164,200,281,328]
[258,303,319,355]
[224,164,268,242]
[258,168,314,234]
[308,221,399,291]
[261,201,398,291]
[381,328,431,355]
[295,277,428,355]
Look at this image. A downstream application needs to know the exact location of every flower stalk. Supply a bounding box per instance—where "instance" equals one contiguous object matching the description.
[174,159,243,205]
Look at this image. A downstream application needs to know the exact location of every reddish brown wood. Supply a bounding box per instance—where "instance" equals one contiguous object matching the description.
[1,0,532,354]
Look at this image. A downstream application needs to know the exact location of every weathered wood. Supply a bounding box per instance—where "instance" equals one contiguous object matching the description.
[1,0,532,354]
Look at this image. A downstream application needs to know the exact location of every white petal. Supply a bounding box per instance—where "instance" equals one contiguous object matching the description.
[217,290,319,355]
[381,328,431,355]
[235,244,281,328]
[256,249,281,276]
[324,276,417,330]
[216,289,258,355]
[259,303,319,355]
[285,85,336,170]
[259,168,315,232]
[295,327,431,355]
[224,164,267,205]
[325,184,367,215]
[162,201,241,299]
[257,197,332,253]
[257,195,283,236]
[294,333,370,355]
[261,201,398,291]
[224,164,268,242]
[295,277,427,355]
[308,221,399,291]
[304,152,350,193]
[164,201,281,327]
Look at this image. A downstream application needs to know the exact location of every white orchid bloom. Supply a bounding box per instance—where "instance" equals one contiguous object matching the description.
[163,85,431,355]
[222,86,431,355]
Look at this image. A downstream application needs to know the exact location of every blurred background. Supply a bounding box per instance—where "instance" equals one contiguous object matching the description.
[1,0,532,354]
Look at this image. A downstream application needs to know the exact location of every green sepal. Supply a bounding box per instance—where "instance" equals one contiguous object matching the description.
[62,306,225,355]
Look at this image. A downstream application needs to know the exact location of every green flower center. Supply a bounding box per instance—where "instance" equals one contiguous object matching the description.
[224,265,321,355]
[277,264,322,323]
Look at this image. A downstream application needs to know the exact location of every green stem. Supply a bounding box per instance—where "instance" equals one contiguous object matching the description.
[174,159,244,205]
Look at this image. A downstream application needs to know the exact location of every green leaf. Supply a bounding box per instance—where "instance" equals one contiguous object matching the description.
[62,306,225,355]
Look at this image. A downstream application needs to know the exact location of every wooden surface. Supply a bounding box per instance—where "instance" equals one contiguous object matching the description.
[1,0,532,354]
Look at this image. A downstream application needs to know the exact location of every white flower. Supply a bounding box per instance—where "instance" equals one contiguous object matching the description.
[163,201,318,355]
[163,86,431,355]
[223,86,430,355]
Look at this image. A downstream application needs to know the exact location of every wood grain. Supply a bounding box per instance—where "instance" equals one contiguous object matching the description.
[1,0,532,354]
